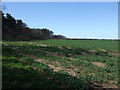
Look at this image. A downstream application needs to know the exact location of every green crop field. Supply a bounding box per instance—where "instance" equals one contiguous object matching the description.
[2,39,119,89]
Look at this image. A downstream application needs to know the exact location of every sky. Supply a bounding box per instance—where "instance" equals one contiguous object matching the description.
[2,2,118,39]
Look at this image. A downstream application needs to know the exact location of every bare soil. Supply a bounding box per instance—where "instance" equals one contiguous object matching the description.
[92,62,105,67]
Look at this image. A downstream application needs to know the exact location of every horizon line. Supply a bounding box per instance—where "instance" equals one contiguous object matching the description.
[66,37,119,40]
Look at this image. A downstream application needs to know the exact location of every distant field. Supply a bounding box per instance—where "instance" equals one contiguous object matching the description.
[5,39,118,52]
[2,39,119,89]
[33,39,118,52]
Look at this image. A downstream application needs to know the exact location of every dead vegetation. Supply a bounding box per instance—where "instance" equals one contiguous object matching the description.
[68,57,79,61]
[34,57,80,77]
[36,44,47,47]
[92,62,105,67]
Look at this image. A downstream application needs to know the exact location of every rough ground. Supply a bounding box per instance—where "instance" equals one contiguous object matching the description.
[4,42,119,89]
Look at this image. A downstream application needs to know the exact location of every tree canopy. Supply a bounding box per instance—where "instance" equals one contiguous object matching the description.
[2,12,55,41]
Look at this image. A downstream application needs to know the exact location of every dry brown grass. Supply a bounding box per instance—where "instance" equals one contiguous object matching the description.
[92,62,105,67]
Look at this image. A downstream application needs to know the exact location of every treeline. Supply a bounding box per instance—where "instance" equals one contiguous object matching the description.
[2,11,55,41]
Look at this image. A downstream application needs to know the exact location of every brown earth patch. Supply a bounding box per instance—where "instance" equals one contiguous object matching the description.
[36,44,47,47]
[102,83,118,88]
[3,43,8,46]
[66,69,77,76]
[66,64,74,69]
[53,61,61,67]
[65,65,80,77]
[83,60,88,63]
[90,82,118,89]
[44,51,64,58]
[47,62,80,77]
[35,58,63,72]
[92,62,105,67]
[48,64,63,72]
[58,46,72,50]
[88,50,98,55]
[87,73,95,76]
[29,42,33,44]
[67,47,72,50]
[58,46,65,50]
[68,57,79,61]
[98,49,107,52]
[36,58,49,64]
[110,52,120,56]
[35,58,78,77]
[44,51,58,56]
[89,50,97,53]
[79,52,87,55]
